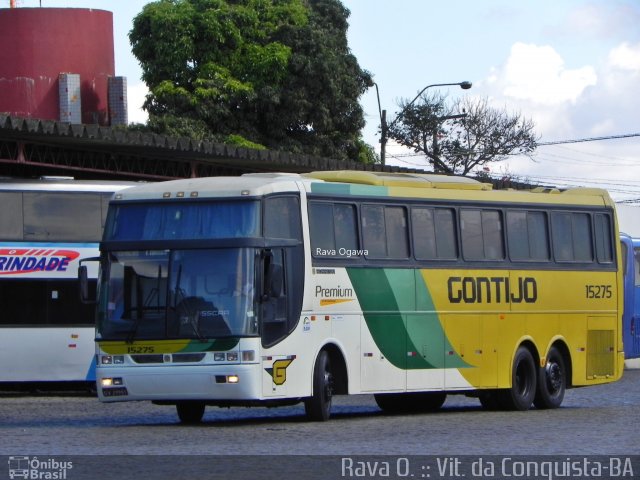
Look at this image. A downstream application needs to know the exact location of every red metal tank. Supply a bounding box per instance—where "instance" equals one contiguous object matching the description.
[0,8,115,125]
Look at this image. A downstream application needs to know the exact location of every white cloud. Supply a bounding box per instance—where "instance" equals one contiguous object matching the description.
[608,42,640,71]
[502,43,597,105]
[127,82,149,125]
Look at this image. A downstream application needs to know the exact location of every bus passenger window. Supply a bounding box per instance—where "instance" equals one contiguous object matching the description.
[412,208,437,259]
[552,213,574,261]
[385,207,408,258]
[572,213,593,261]
[434,209,457,259]
[24,192,103,242]
[334,204,358,251]
[0,192,23,240]
[361,205,409,259]
[309,202,358,257]
[507,210,549,261]
[461,209,504,261]
[594,214,613,263]
[309,203,335,253]
[552,212,593,262]
[362,205,386,257]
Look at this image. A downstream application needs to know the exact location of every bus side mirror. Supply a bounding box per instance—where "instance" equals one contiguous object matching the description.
[78,256,99,304]
[79,265,93,304]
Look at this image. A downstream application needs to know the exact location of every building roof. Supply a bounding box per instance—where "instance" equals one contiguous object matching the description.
[0,114,425,180]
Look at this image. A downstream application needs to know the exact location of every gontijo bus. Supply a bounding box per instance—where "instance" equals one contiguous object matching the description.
[0,177,136,387]
[87,171,624,423]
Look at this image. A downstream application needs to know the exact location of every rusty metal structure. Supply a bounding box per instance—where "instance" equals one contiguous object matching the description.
[0,115,421,180]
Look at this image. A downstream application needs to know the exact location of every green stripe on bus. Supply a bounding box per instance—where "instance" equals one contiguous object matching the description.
[310,182,389,197]
[347,268,469,370]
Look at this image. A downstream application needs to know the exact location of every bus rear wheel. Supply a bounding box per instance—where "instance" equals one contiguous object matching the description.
[304,350,333,421]
[534,346,566,409]
[498,346,537,411]
[176,401,206,424]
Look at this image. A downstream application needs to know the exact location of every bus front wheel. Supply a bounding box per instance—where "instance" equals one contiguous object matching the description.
[498,346,537,411]
[304,350,333,421]
[534,346,566,409]
[176,401,206,424]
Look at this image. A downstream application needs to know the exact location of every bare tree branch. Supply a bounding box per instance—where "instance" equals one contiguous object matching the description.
[387,95,538,175]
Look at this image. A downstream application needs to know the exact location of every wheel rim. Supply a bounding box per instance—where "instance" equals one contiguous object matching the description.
[545,361,563,394]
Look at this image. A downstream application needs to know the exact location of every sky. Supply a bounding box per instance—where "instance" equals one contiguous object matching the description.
[12,0,640,203]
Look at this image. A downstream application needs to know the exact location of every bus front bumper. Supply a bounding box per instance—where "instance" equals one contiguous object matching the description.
[96,363,264,402]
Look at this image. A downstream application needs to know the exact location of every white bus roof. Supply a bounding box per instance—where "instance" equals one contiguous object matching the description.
[0,177,141,193]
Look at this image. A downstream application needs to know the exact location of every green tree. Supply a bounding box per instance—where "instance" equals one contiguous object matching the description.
[130,0,373,162]
[388,94,538,175]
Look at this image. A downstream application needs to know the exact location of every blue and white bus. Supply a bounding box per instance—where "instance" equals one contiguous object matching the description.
[620,233,640,360]
[0,177,136,388]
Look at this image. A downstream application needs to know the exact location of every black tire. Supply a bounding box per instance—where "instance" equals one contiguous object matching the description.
[304,350,333,421]
[375,392,446,413]
[534,346,566,409]
[498,346,537,411]
[176,401,206,424]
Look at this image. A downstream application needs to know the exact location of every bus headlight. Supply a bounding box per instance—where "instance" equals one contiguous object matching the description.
[215,375,240,384]
[101,377,123,387]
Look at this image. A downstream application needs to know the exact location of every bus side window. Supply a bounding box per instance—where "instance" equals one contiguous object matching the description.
[309,202,359,257]
[362,205,386,257]
[0,192,23,240]
[361,204,409,259]
[24,192,103,242]
[594,214,613,263]
[507,210,549,261]
[461,209,504,261]
[552,212,593,263]
[264,196,302,240]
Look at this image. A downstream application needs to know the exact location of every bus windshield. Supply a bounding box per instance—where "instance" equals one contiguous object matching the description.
[97,248,258,340]
[104,200,260,241]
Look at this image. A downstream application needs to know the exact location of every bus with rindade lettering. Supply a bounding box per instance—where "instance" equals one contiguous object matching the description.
[86,171,624,423]
[0,177,136,388]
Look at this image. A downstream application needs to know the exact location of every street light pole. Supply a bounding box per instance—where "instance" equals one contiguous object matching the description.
[377,81,472,165]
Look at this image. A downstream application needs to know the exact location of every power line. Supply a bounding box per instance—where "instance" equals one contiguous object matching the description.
[538,133,640,146]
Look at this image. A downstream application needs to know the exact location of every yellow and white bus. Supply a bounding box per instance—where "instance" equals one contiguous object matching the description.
[88,171,624,423]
